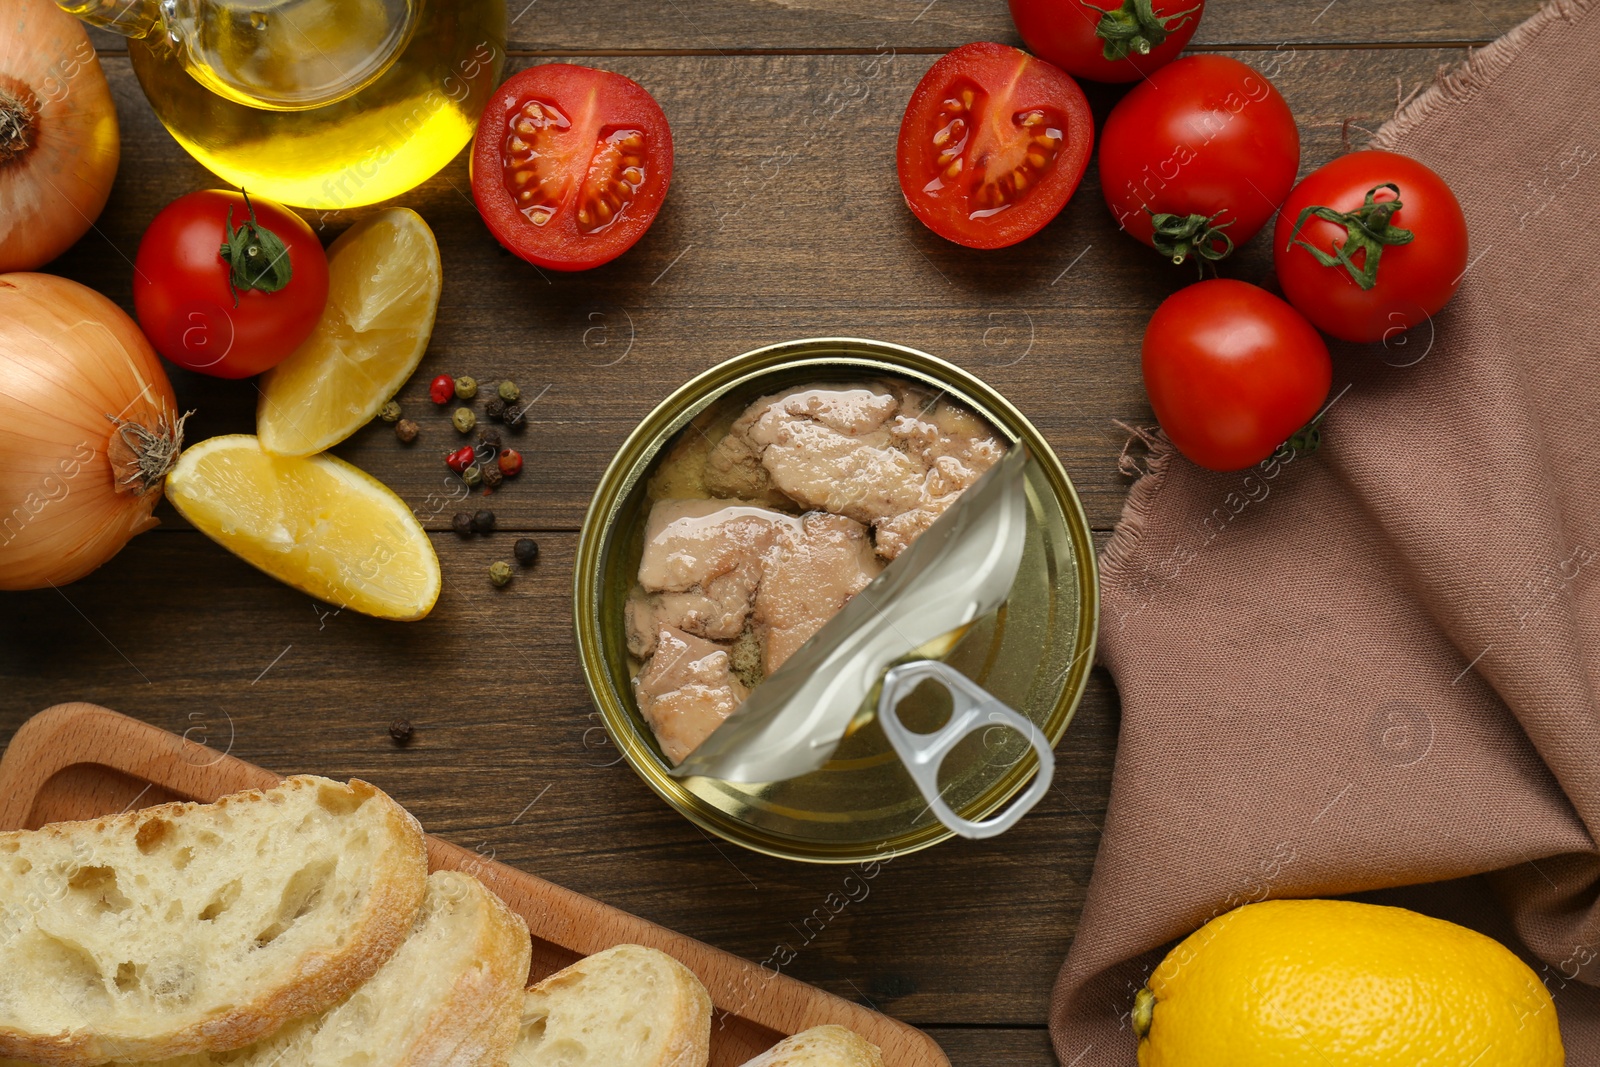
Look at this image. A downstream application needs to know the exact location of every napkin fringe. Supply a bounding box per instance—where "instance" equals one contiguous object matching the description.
[1377,0,1597,149]
[1099,423,1174,584]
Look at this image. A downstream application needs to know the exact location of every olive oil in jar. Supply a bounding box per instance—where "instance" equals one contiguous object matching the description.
[123,0,505,209]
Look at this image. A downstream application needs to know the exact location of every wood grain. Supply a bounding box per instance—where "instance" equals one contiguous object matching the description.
[1,7,1531,1063]
[52,48,1485,539]
[0,704,950,1067]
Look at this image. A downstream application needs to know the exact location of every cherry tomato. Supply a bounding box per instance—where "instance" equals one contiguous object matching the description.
[1008,0,1204,84]
[1142,279,1331,471]
[133,190,328,379]
[896,42,1094,250]
[471,64,673,272]
[1273,150,1468,344]
[1100,56,1299,266]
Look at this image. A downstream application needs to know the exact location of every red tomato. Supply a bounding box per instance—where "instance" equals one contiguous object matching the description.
[1273,150,1468,344]
[471,64,673,272]
[1143,279,1331,471]
[1008,0,1204,84]
[1100,56,1299,266]
[133,190,328,379]
[896,42,1094,250]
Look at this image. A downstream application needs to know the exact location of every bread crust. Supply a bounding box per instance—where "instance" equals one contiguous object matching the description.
[406,873,531,1067]
[739,1026,887,1067]
[0,776,428,1066]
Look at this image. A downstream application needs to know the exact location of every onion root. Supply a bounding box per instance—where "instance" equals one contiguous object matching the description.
[108,410,190,496]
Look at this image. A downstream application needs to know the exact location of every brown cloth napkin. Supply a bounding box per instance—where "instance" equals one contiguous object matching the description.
[1050,1,1600,1062]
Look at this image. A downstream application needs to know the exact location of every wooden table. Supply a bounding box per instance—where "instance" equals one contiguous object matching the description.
[0,2,1542,1062]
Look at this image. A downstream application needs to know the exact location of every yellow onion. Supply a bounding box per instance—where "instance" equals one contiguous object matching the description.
[0,273,184,589]
[0,0,120,272]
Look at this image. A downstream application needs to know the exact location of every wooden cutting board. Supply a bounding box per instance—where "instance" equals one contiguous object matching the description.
[0,703,949,1067]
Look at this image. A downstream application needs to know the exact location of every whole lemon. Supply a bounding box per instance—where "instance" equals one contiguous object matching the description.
[1134,899,1563,1066]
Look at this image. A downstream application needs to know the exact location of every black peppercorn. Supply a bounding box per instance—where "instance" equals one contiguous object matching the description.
[481,462,503,489]
[514,538,539,566]
[451,511,474,537]
[503,402,526,429]
[471,509,496,534]
[395,418,419,443]
[478,429,502,453]
[485,397,506,421]
[388,719,414,745]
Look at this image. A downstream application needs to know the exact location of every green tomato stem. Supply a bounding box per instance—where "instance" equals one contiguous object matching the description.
[1084,0,1203,62]
[1285,183,1415,291]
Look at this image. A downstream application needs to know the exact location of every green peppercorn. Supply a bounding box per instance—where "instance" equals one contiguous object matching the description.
[454,375,478,400]
[471,509,496,534]
[452,407,477,434]
[489,560,513,588]
[451,511,473,537]
[462,464,483,488]
[485,397,506,421]
[514,538,539,566]
[379,400,403,422]
[497,380,520,403]
[481,462,503,490]
[395,418,419,443]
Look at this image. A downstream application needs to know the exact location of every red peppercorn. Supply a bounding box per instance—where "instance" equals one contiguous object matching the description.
[445,445,476,473]
[498,448,523,476]
[429,375,455,405]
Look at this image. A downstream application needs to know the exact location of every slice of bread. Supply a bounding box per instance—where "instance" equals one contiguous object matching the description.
[0,776,428,1065]
[738,1026,887,1067]
[509,944,712,1067]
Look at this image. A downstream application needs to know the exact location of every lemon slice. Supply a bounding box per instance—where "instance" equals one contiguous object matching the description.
[257,208,441,457]
[167,435,441,621]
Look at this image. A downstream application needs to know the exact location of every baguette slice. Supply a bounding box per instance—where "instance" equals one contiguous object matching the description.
[0,776,428,1066]
[94,869,531,1067]
[509,944,712,1067]
[739,1027,886,1067]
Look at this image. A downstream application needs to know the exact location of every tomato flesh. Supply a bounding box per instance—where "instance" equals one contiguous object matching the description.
[473,65,672,271]
[898,43,1093,249]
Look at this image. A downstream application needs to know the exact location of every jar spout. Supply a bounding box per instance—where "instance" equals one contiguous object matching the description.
[55,0,163,39]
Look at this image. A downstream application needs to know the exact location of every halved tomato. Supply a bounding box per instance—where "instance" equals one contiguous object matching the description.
[471,64,673,271]
[896,42,1094,250]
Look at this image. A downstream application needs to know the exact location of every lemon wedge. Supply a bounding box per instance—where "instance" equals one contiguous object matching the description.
[257,208,441,457]
[167,435,440,621]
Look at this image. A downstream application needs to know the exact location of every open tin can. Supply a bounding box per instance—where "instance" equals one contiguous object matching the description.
[574,338,1099,863]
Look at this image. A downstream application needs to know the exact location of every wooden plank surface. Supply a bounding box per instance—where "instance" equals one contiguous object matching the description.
[1,3,1544,1063]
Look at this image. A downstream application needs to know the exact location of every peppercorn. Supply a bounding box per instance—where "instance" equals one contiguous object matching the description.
[485,397,506,421]
[452,407,477,434]
[514,538,540,566]
[497,380,520,403]
[503,402,526,429]
[462,463,483,488]
[429,374,455,404]
[451,511,474,537]
[471,509,496,534]
[379,400,403,422]
[445,444,475,473]
[481,462,503,490]
[489,560,513,588]
[478,429,502,453]
[498,448,523,476]
[388,719,414,745]
[395,418,419,444]
[454,375,478,400]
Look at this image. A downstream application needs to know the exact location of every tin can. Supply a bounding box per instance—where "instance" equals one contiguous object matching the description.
[574,338,1099,863]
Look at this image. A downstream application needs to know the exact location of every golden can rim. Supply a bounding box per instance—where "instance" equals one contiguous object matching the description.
[573,337,1100,864]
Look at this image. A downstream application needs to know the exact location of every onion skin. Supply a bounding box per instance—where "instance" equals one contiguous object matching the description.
[0,273,179,589]
[0,0,121,272]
